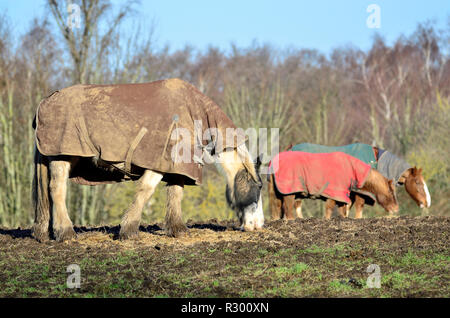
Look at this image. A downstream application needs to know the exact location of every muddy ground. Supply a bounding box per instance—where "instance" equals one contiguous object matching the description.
[0,216,449,297]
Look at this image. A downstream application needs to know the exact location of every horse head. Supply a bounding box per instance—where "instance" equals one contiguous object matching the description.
[364,169,399,214]
[403,167,431,208]
[223,149,264,231]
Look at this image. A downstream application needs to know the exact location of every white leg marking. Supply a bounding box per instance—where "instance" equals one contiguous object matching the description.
[295,204,303,218]
[254,194,265,229]
[423,181,431,208]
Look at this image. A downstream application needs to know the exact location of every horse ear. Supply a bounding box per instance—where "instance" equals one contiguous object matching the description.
[256,153,263,171]
[402,169,411,178]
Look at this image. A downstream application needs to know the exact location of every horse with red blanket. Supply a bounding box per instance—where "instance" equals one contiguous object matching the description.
[268,151,399,219]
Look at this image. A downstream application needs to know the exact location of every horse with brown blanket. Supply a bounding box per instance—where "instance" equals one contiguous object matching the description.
[32,78,264,242]
[268,151,399,219]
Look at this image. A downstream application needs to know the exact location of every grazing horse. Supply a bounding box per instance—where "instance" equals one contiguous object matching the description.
[283,143,430,218]
[32,79,264,242]
[268,151,399,220]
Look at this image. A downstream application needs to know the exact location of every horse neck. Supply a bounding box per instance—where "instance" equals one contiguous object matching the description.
[215,149,244,186]
[216,145,256,185]
[361,169,387,194]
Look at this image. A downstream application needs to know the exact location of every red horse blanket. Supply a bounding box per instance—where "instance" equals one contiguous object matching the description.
[270,151,371,204]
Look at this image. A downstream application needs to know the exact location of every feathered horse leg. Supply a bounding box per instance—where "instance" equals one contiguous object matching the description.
[48,159,76,242]
[120,169,163,240]
[164,176,186,237]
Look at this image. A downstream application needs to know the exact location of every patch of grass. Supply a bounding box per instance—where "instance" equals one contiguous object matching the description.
[382,271,428,290]
[301,243,348,255]
[274,262,310,278]
[240,289,255,298]
[258,248,269,257]
[293,262,309,274]
[328,280,354,294]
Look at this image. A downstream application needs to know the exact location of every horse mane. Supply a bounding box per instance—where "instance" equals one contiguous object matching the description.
[236,144,258,182]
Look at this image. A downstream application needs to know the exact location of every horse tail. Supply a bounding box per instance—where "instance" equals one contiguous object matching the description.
[32,146,51,241]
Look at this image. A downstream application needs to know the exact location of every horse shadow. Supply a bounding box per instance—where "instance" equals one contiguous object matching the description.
[0,221,231,240]
[0,228,33,239]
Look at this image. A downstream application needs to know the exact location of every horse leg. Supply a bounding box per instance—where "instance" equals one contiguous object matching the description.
[283,194,296,220]
[120,170,163,240]
[294,199,303,218]
[325,199,336,219]
[165,176,187,237]
[354,194,365,219]
[337,202,348,218]
[49,159,76,242]
[269,174,282,220]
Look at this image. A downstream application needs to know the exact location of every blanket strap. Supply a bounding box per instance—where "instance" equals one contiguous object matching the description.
[79,117,99,156]
[161,115,179,165]
[124,127,148,173]
[312,182,329,198]
[299,176,308,192]
[299,175,329,199]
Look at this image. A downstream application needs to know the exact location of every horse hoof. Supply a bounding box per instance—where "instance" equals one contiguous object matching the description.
[166,224,188,238]
[254,224,264,231]
[55,227,76,242]
[32,225,50,243]
[119,229,140,240]
[119,221,140,240]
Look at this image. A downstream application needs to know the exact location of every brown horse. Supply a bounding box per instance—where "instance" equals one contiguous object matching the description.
[338,167,430,218]
[283,143,430,219]
[269,151,399,220]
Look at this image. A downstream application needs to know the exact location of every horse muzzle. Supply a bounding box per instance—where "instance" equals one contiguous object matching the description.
[389,206,400,214]
[241,197,264,231]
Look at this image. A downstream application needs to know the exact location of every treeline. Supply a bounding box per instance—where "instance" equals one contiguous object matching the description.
[0,0,449,227]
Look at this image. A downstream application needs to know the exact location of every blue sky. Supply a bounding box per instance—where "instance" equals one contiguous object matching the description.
[1,0,448,53]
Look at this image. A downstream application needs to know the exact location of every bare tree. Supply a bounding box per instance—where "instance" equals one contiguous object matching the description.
[48,0,138,84]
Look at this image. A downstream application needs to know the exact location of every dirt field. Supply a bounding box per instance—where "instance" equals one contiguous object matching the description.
[0,216,449,298]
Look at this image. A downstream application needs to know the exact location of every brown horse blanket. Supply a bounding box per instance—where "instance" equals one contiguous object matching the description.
[34,78,245,185]
[270,151,371,204]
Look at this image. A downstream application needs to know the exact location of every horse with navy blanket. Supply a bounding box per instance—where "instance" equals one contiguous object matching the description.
[268,151,399,220]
